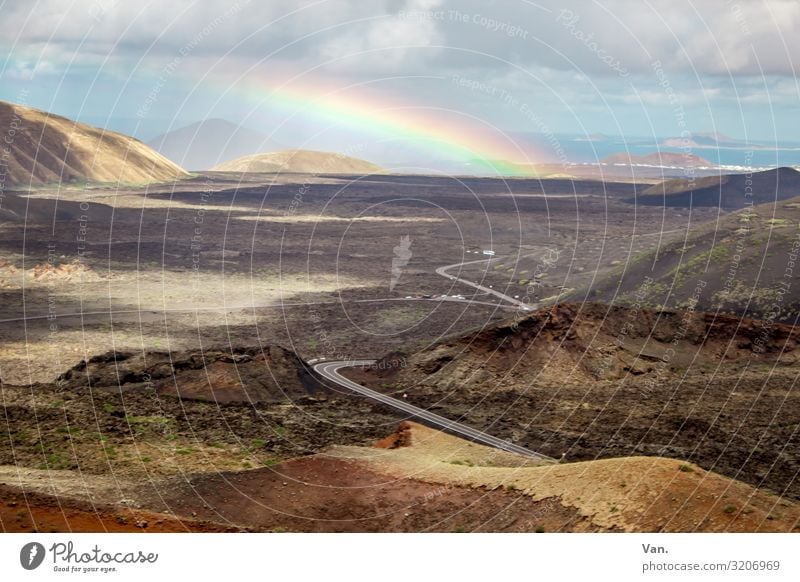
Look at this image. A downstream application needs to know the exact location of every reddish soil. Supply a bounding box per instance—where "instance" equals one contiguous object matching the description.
[374,422,413,449]
[0,485,235,533]
[138,455,594,532]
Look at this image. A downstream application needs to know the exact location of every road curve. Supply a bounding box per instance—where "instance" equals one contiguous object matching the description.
[435,258,533,310]
[313,360,551,461]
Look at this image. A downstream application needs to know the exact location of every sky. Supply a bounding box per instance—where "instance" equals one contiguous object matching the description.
[1,0,799,167]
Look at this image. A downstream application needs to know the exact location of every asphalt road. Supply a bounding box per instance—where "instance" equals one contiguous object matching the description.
[436,257,537,311]
[313,360,551,461]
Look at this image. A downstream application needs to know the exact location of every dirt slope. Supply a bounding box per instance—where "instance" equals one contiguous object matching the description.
[591,195,800,320]
[12,422,791,532]
[329,422,799,532]
[348,303,800,499]
[211,149,382,174]
[140,453,585,532]
[0,485,236,532]
[0,100,187,186]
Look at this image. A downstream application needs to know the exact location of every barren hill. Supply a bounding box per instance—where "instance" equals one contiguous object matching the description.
[211,149,382,174]
[126,421,800,532]
[329,422,799,532]
[592,194,800,320]
[53,346,323,403]
[633,167,800,209]
[147,119,280,170]
[0,100,187,186]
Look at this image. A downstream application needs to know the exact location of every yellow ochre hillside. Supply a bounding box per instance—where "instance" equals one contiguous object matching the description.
[0,100,187,186]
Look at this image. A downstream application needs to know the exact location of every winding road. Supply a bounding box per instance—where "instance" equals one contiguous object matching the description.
[0,248,534,326]
[3,248,548,460]
[313,360,550,461]
[436,257,533,310]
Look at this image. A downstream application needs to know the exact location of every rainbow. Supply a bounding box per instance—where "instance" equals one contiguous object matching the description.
[227,76,546,176]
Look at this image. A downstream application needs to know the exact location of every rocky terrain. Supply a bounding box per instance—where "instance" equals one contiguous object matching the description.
[348,303,800,500]
[53,346,324,404]
[2,158,798,533]
[3,422,796,533]
[0,346,406,480]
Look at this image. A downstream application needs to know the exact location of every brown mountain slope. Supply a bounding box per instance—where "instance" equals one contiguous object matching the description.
[0,100,187,186]
[128,421,800,532]
[367,302,799,388]
[330,422,799,532]
[633,167,800,209]
[590,194,800,321]
[211,149,382,174]
[5,421,795,532]
[348,303,800,500]
[53,346,323,403]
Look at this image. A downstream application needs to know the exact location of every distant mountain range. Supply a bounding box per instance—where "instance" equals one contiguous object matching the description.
[657,132,798,152]
[147,119,280,170]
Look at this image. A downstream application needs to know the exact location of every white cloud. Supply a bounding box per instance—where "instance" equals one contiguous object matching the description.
[3,0,800,79]
[317,1,445,71]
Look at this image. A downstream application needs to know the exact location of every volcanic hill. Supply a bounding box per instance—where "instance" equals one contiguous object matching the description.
[0,100,187,186]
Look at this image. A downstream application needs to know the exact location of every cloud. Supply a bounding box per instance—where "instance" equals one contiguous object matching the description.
[540,0,800,77]
[3,59,55,81]
[1,0,798,141]
[3,0,799,79]
[317,0,446,71]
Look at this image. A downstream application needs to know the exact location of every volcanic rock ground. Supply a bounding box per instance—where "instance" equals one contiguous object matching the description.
[347,303,800,501]
[2,171,799,532]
